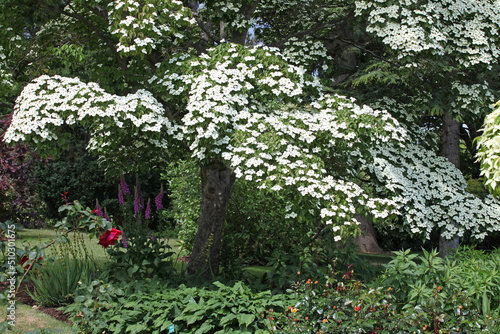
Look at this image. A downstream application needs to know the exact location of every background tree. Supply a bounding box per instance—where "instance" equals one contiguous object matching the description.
[353,0,500,255]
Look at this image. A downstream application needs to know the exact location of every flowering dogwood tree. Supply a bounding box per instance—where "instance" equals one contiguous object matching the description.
[3,0,500,276]
[355,0,500,254]
[4,40,405,277]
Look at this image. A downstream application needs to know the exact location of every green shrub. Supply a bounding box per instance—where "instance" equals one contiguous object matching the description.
[163,160,336,273]
[66,279,294,334]
[380,247,500,317]
[268,258,500,333]
[32,151,114,219]
[29,233,100,307]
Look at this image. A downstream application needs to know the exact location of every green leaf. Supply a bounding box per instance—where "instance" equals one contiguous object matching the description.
[194,321,214,334]
[237,314,255,327]
[219,313,237,326]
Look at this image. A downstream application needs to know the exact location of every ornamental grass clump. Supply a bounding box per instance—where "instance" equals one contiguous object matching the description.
[29,232,100,307]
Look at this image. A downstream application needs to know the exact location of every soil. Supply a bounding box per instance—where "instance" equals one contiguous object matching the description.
[0,280,72,325]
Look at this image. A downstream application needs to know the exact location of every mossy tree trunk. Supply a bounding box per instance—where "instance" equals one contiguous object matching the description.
[354,214,385,254]
[187,161,235,279]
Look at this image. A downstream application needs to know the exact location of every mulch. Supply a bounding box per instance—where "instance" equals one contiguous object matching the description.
[0,280,72,325]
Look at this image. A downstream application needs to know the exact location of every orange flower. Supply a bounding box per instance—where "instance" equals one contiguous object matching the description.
[354,306,360,312]
[291,307,298,313]
[423,325,428,330]
[438,286,442,291]
[297,271,301,275]
[387,287,392,291]
[323,319,328,323]
[458,305,463,309]
[305,317,309,320]
[314,280,318,284]
[294,318,298,322]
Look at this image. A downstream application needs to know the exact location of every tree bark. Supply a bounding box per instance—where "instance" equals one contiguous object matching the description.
[187,161,235,279]
[353,214,385,254]
[439,111,461,257]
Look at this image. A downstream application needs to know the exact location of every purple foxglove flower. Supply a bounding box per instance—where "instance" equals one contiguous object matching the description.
[151,233,155,241]
[94,201,103,217]
[120,174,130,195]
[105,211,111,222]
[155,185,164,210]
[122,235,128,248]
[145,199,151,219]
[118,185,124,205]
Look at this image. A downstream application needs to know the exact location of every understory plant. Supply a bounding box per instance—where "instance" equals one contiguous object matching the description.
[29,232,100,307]
[267,256,500,333]
[380,248,500,318]
[66,279,294,334]
[102,175,176,281]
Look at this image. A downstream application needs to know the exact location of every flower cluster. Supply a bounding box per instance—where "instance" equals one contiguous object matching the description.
[450,81,496,119]
[281,37,332,71]
[369,141,500,240]
[4,75,180,175]
[198,0,253,33]
[108,0,195,57]
[355,0,500,69]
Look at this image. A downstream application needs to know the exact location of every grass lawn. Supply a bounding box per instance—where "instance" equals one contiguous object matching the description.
[16,228,183,265]
[0,302,73,334]
[17,228,109,264]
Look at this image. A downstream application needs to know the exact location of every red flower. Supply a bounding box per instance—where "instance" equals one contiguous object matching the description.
[20,255,43,269]
[98,228,123,248]
[355,306,360,312]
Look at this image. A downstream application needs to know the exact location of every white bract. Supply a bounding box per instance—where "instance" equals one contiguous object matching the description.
[5,75,178,173]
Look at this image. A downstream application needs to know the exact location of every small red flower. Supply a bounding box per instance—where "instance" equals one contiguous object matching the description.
[98,228,123,248]
[20,255,43,269]
[355,306,360,312]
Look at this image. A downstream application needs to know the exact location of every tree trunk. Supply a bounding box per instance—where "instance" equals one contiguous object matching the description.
[187,161,235,279]
[353,214,385,254]
[439,111,461,257]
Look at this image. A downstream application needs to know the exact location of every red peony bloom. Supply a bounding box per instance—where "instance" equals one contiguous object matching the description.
[98,228,123,248]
